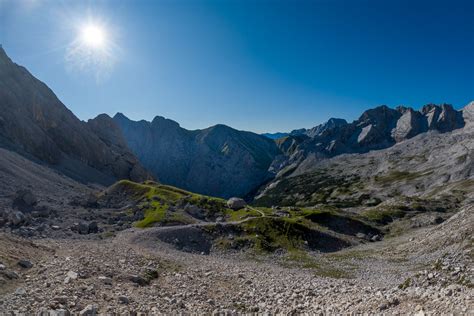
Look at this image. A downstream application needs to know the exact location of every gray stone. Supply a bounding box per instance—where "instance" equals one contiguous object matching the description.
[371,235,382,242]
[98,276,113,285]
[8,211,26,226]
[129,275,149,286]
[15,287,26,295]
[18,259,33,269]
[66,271,78,279]
[13,189,37,208]
[49,309,70,316]
[227,198,247,210]
[0,270,19,279]
[78,222,90,234]
[88,222,99,234]
[79,304,97,316]
[118,296,130,304]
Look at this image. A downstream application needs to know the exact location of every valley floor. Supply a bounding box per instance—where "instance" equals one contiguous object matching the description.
[0,210,472,315]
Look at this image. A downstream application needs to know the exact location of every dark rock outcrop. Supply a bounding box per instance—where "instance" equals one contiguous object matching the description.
[0,46,148,184]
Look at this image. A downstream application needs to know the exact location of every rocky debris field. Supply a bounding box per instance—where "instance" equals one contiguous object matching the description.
[0,146,472,314]
[0,206,472,314]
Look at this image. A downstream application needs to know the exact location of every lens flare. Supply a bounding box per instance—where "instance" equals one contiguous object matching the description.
[65,17,118,82]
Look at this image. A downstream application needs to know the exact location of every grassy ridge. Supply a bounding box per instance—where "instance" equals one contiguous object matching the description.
[108,180,233,228]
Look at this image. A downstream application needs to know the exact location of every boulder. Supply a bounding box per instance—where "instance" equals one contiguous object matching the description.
[79,305,97,316]
[8,211,26,227]
[129,275,149,286]
[49,309,70,316]
[184,204,206,219]
[12,189,37,211]
[118,296,130,304]
[88,222,99,234]
[0,270,19,279]
[371,235,382,242]
[78,222,90,234]
[17,259,33,269]
[15,287,26,295]
[85,193,99,208]
[227,198,247,210]
[72,221,99,234]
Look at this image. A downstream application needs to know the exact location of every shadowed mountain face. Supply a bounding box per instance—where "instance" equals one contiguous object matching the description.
[113,113,282,198]
[0,47,149,184]
[261,132,289,140]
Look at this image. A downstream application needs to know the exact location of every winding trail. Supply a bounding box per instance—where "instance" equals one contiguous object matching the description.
[126,206,267,244]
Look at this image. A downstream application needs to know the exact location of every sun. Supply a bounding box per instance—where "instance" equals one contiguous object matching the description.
[66,18,117,81]
[80,24,106,48]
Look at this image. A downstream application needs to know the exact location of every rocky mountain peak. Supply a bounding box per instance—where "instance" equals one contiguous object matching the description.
[357,105,401,126]
[0,47,149,184]
[114,114,281,198]
[0,45,11,64]
[87,114,126,148]
[151,115,181,129]
[462,101,474,125]
[290,128,307,136]
[113,112,129,121]
[436,104,464,132]
[395,106,412,114]
[421,103,440,115]
[305,118,348,138]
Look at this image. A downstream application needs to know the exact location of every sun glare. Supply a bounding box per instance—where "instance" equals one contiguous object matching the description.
[66,17,118,82]
[81,24,106,48]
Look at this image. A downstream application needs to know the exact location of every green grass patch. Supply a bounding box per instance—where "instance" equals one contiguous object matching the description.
[398,277,412,290]
[284,251,351,279]
[374,170,432,185]
[241,217,306,252]
[253,171,361,207]
[226,208,261,221]
[361,207,406,225]
[134,202,168,228]
[107,180,233,228]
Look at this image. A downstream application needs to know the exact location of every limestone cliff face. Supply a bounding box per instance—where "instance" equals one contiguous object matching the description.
[0,46,148,184]
[113,113,281,198]
[256,102,473,206]
[263,103,468,191]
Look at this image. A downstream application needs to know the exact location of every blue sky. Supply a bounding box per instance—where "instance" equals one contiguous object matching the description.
[1,0,473,133]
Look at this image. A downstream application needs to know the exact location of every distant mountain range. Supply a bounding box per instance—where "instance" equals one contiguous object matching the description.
[270,103,466,173]
[0,46,471,200]
[261,132,289,139]
[255,102,474,207]
[113,113,281,198]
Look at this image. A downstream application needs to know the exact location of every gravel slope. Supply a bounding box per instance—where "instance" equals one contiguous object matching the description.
[0,206,472,314]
